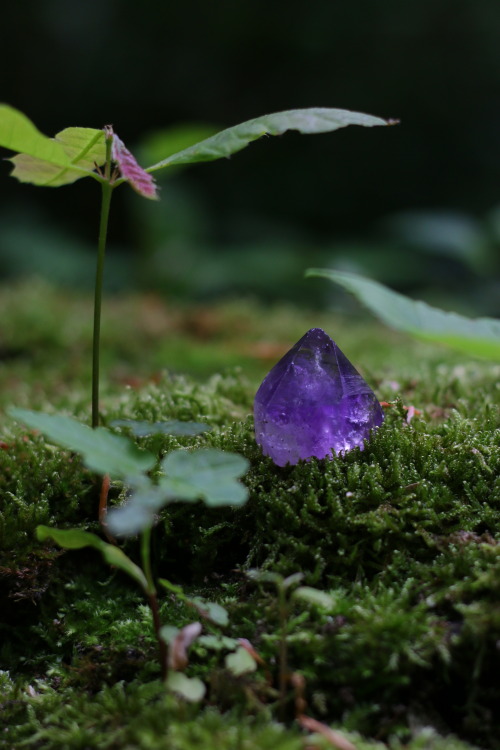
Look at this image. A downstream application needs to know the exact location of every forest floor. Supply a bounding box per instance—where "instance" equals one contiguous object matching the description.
[1,279,499,750]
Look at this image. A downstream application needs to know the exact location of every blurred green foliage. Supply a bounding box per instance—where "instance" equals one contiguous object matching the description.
[1,1,500,310]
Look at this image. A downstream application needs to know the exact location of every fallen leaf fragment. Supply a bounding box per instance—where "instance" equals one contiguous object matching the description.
[380,401,422,421]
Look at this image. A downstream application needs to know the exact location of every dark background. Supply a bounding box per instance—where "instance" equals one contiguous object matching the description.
[1,0,500,312]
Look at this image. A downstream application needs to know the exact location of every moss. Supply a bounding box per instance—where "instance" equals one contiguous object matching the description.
[0,280,498,748]
[1,679,296,750]
[240,402,499,582]
[0,674,481,750]
[157,385,499,586]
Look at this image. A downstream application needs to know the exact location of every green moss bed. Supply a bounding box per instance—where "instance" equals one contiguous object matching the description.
[1,280,499,749]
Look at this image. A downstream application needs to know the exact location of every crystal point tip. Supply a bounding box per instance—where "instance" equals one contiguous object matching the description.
[254,328,384,466]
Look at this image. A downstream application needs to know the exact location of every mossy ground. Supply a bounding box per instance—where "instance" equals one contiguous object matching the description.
[0,279,498,749]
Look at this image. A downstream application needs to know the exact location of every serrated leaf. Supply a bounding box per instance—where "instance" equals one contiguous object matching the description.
[306,268,500,360]
[160,449,249,507]
[36,525,148,591]
[146,108,392,172]
[112,134,158,199]
[111,419,211,437]
[9,154,81,187]
[0,104,71,167]
[225,646,257,676]
[9,409,155,477]
[165,672,206,702]
[9,127,105,187]
[293,586,335,609]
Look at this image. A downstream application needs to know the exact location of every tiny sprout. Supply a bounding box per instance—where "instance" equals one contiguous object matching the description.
[0,103,391,426]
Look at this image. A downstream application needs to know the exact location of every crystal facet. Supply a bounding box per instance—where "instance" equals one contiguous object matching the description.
[254,328,384,466]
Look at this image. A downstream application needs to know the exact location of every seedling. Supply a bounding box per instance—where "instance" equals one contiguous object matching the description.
[2,104,389,695]
[246,569,335,719]
[0,104,391,426]
[10,408,249,690]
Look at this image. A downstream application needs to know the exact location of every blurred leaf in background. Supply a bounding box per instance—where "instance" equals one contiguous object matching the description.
[307,268,500,360]
[1,1,500,314]
[0,208,134,291]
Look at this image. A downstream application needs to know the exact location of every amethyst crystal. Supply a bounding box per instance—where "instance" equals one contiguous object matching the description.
[254,328,384,466]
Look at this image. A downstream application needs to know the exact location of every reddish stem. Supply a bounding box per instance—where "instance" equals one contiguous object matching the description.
[148,591,168,681]
[98,474,116,545]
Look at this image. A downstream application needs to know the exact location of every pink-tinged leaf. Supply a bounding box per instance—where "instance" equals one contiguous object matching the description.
[298,715,357,750]
[112,134,158,199]
[237,638,267,667]
[168,622,203,671]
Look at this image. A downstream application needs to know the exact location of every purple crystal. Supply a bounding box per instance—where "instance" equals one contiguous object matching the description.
[254,328,384,466]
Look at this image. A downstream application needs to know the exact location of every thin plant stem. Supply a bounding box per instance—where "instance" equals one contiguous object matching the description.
[98,474,111,526]
[278,586,288,720]
[91,134,114,428]
[98,474,117,545]
[148,590,168,681]
[141,527,155,594]
[141,528,168,680]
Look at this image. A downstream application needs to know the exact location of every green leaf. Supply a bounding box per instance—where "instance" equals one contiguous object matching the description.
[158,578,186,599]
[283,572,305,590]
[107,449,249,537]
[159,625,180,645]
[0,104,72,167]
[246,569,283,586]
[98,545,149,590]
[165,672,206,702]
[225,646,257,676]
[9,127,105,187]
[197,635,239,651]
[9,409,155,477]
[146,108,391,173]
[293,586,335,609]
[160,449,249,507]
[306,268,500,360]
[36,526,101,550]
[56,127,106,165]
[189,598,229,626]
[107,482,168,537]
[137,123,219,171]
[111,419,211,437]
[36,525,148,591]
[158,582,228,628]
